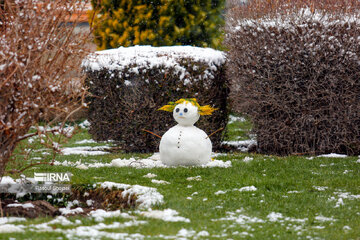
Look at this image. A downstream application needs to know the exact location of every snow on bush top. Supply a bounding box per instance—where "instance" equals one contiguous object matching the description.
[82,45,226,82]
[230,8,360,31]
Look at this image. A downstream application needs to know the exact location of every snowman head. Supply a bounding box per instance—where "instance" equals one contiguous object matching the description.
[173,102,200,126]
[159,98,217,126]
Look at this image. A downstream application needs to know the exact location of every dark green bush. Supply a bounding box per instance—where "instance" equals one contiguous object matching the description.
[83,46,229,152]
[226,2,360,155]
[89,0,225,50]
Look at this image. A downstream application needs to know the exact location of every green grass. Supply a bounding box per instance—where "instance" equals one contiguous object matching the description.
[1,118,360,239]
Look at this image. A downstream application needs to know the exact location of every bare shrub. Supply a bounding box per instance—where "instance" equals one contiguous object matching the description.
[0,0,91,179]
[226,0,360,155]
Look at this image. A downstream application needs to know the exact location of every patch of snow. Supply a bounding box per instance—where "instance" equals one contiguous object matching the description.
[61,221,147,239]
[267,212,283,222]
[197,230,210,237]
[111,153,231,168]
[236,186,257,192]
[0,176,16,184]
[100,181,164,209]
[229,115,246,124]
[60,146,110,156]
[59,207,84,215]
[76,164,89,170]
[86,200,94,206]
[219,212,265,225]
[317,153,348,158]
[0,224,24,233]
[313,186,328,191]
[47,216,72,226]
[141,209,190,222]
[6,203,34,209]
[287,190,301,194]
[315,215,337,222]
[335,192,360,200]
[0,217,26,225]
[215,190,227,195]
[343,226,352,231]
[82,46,226,86]
[186,176,202,181]
[89,209,132,222]
[143,173,157,178]
[203,160,232,168]
[78,120,91,129]
[151,179,170,185]
[243,156,253,162]
[177,228,196,238]
[75,139,97,144]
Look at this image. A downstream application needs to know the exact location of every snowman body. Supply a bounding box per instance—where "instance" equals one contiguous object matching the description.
[159,102,212,166]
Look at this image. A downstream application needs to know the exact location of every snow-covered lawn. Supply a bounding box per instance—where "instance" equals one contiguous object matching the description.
[1,119,359,239]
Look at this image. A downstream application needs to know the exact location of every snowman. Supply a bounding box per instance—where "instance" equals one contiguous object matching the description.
[158,98,217,166]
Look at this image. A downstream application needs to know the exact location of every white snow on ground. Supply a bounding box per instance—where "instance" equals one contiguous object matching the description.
[89,209,132,222]
[53,151,231,169]
[54,159,112,168]
[111,153,231,169]
[143,173,157,178]
[243,156,253,162]
[317,153,348,158]
[0,217,26,225]
[75,139,97,144]
[60,146,111,156]
[100,181,164,209]
[78,119,91,129]
[328,191,360,208]
[228,115,246,124]
[0,176,16,184]
[141,209,190,222]
[76,164,89,170]
[186,176,202,181]
[222,140,257,152]
[236,186,257,192]
[315,215,337,222]
[47,216,73,226]
[60,221,147,240]
[215,209,264,224]
[0,224,24,233]
[59,207,84,215]
[313,186,328,191]
[151,179,170,185]
[267,212,307,223]
[6,203,35,209]
[214,190,227,195]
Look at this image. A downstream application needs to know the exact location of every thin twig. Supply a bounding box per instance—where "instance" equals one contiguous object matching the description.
[142,129,162,139]
[206,128,224,139]
[5,162,52,175]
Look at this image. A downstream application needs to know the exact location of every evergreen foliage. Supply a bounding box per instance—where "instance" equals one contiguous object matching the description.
[89,0,225,50]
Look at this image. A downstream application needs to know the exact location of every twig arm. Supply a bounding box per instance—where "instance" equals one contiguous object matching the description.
[206,127,224,139]
[142,129,162,139]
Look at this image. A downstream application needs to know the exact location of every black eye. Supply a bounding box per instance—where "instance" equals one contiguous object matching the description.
[184,108,188,113]
[176,108,180,112]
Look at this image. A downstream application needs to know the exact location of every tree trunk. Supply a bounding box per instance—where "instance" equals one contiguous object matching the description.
[0,133,17,180]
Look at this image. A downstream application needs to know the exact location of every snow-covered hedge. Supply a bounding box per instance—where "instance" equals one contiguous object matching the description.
[226,8,360,155]
[82,46,229,152]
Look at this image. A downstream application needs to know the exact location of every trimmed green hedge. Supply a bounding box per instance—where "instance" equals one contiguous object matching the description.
[83,46,229,152]
[226,7,360,155]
